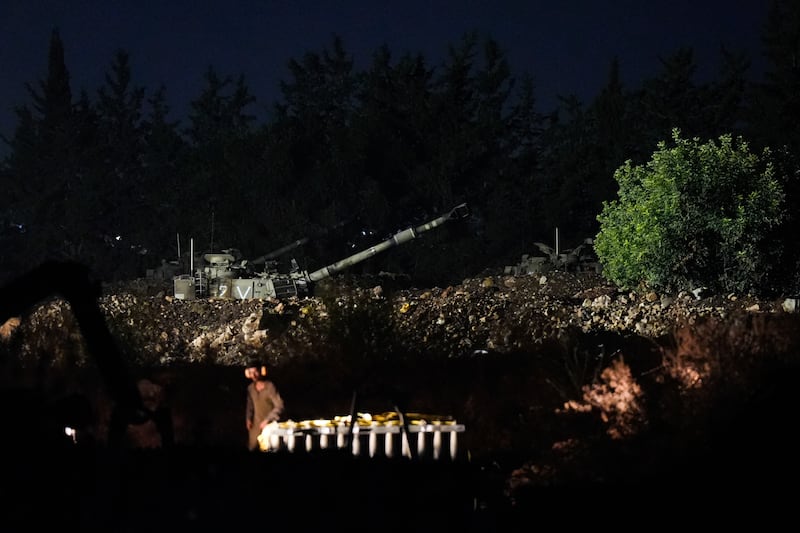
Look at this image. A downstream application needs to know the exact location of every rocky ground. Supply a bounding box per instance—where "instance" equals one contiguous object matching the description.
[2,268,800,527]
[25,269,789,365]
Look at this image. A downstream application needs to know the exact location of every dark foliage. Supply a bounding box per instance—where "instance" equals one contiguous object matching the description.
[2,6,799,296]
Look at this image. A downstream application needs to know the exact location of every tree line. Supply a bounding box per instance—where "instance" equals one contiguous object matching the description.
[1,0,798,294]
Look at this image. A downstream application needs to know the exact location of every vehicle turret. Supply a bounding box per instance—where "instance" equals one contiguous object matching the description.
[504,237,602,275]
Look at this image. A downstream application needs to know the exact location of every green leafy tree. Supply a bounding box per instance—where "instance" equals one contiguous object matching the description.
[595,129,785,294]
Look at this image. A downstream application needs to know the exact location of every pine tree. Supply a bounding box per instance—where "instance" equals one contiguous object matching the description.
[747,0,800,152]
[7,28,82,268]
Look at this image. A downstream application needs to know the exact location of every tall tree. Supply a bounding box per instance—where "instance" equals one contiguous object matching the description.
[538,95,604,244]
[357,45,434,228]
[186,67,256,146]
[636,47,704,145]
[423,32,480,211]
[271,35,362,250]
[94,50,146,242]
[183,67,259,253]
[136,86,187,263]
[142,86,184,170]
[404,33,523,280]
[95,50,145,179]
[593,58,632,170]
[5,28,85,270]
[31,28,73,144]
[704,47,750,136]
[482,74,549,264]
[747,0,800,152]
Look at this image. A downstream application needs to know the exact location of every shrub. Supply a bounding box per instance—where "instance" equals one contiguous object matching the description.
[595,129,785,294]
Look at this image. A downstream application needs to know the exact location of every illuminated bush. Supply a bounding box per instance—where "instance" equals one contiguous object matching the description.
[595,129,785,293]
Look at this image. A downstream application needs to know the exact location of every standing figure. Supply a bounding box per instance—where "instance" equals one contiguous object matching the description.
[245,363,284,451]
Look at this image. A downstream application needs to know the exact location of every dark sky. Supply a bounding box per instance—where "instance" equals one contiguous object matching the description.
[1,0,770,154]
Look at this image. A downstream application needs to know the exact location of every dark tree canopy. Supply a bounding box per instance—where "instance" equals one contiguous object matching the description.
[2,7,799,296]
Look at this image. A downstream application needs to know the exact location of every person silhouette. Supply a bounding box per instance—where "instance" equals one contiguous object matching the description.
[244,363,284,451]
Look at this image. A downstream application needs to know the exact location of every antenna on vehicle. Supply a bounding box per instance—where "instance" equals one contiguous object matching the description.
[210,207,215,252]
[555,227,559,257]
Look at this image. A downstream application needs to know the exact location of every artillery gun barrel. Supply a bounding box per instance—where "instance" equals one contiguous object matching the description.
[248,238,310,265]
[246,218,354,266]
[306,203,468,282]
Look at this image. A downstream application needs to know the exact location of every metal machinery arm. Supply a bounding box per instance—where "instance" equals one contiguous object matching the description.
[0,262,149,439]
[306,203,469,282]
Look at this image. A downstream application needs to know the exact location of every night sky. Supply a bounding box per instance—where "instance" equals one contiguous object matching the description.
[1,0,769,155]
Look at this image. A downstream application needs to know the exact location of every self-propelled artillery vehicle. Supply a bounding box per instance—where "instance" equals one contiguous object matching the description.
[504,236,602,276]
[173,203,469,300]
